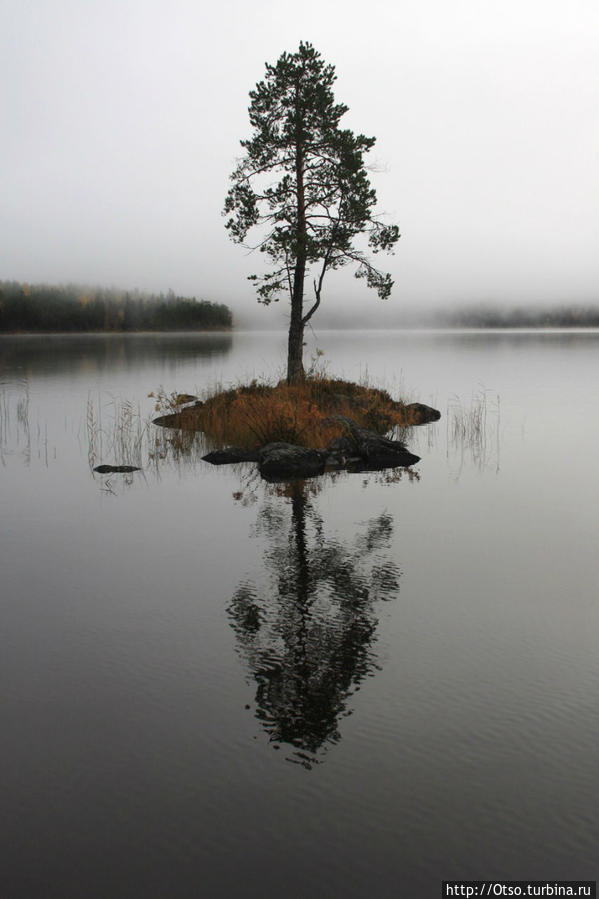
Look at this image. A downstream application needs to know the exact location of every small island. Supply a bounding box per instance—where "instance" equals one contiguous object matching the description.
[154,43,441,481]
[153,378,440,479]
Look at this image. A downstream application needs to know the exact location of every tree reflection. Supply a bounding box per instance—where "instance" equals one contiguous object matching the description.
[228,480,401,768]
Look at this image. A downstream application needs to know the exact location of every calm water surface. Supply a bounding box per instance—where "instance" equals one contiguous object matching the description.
[1,331,598,897]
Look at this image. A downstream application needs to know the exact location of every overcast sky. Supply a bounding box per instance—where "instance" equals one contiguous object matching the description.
[1,0,598,326]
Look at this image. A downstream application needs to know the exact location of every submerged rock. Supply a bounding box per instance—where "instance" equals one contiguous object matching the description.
[94,464,141,474]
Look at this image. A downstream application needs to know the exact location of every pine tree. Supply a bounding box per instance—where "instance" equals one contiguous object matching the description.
[224,42,400,383]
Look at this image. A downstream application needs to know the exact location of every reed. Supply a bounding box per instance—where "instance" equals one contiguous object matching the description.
[87,394,150,472]
[0,385,32,463]
[446,388,500,471]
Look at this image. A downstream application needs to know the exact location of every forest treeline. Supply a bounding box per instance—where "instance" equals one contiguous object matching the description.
[0,281,232,332]
[435,305,599,328]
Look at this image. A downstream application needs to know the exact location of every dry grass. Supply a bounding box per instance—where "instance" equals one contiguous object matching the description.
[156,377,413,450]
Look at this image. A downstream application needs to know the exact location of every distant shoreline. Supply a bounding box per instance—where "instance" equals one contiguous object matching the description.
[4,325,599,337]
[0,327,233,335]
[0,281,233,332]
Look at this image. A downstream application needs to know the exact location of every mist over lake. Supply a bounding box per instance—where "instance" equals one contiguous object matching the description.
[2,329,598,897]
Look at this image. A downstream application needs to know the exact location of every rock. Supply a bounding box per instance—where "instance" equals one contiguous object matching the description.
[399,402,441,425]
[258,442,326,479]
[94,464,141,474]
[327,435,355,453]
[205,421,420,479]
[202,447,261,465]
[153,409,203,430]
[324,435,361,468]
[325,416,420,467]
[349,451,420,471]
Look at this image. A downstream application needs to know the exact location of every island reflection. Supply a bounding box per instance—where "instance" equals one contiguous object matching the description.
[228,479,403,769]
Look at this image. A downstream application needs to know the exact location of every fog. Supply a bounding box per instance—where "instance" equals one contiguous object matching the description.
[1,0,598,328]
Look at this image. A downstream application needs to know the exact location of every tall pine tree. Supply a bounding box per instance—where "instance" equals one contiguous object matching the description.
[224,42,400,383]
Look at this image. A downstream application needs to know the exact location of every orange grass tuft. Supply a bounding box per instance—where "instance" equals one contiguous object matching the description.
[172,377,411,450]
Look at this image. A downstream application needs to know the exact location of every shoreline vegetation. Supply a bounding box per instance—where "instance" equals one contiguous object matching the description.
[2,281,598,334]
[78,377,501,492]
[152,378,440,448]
[0,281,232,332]
[151,376,441,478]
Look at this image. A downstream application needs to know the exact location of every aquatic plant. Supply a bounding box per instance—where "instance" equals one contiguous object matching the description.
[446,388,501,473]
[0,384,32,465]
[87,395,150,473]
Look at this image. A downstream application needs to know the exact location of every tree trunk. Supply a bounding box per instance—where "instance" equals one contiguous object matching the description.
[287,259,305,383]
[288,82,306,385]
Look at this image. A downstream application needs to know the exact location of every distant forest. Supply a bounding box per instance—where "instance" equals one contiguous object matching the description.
[0,281,232,332]
[435,305,599,329]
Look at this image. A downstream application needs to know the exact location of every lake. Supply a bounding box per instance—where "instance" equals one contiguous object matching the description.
[1,330,598,898]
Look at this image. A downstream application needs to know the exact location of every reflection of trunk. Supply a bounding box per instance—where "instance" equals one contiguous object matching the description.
[290,486,309,607]
[290,485,310,685]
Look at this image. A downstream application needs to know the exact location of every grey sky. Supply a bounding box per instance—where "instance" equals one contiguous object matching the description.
[1,0,598,326]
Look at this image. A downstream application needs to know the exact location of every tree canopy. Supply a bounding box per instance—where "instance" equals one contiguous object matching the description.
[224,41,400,382]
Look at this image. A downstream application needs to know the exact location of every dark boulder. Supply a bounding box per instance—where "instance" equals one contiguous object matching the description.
[325,416,420,467]
[400,402,441,425]
[349,451,420,471]
[153,409,203,430]
[202,447,261,465]
[325,435,361,468]
[94,464,141,474]
[258,443,326,479]
[327,436,356,455]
